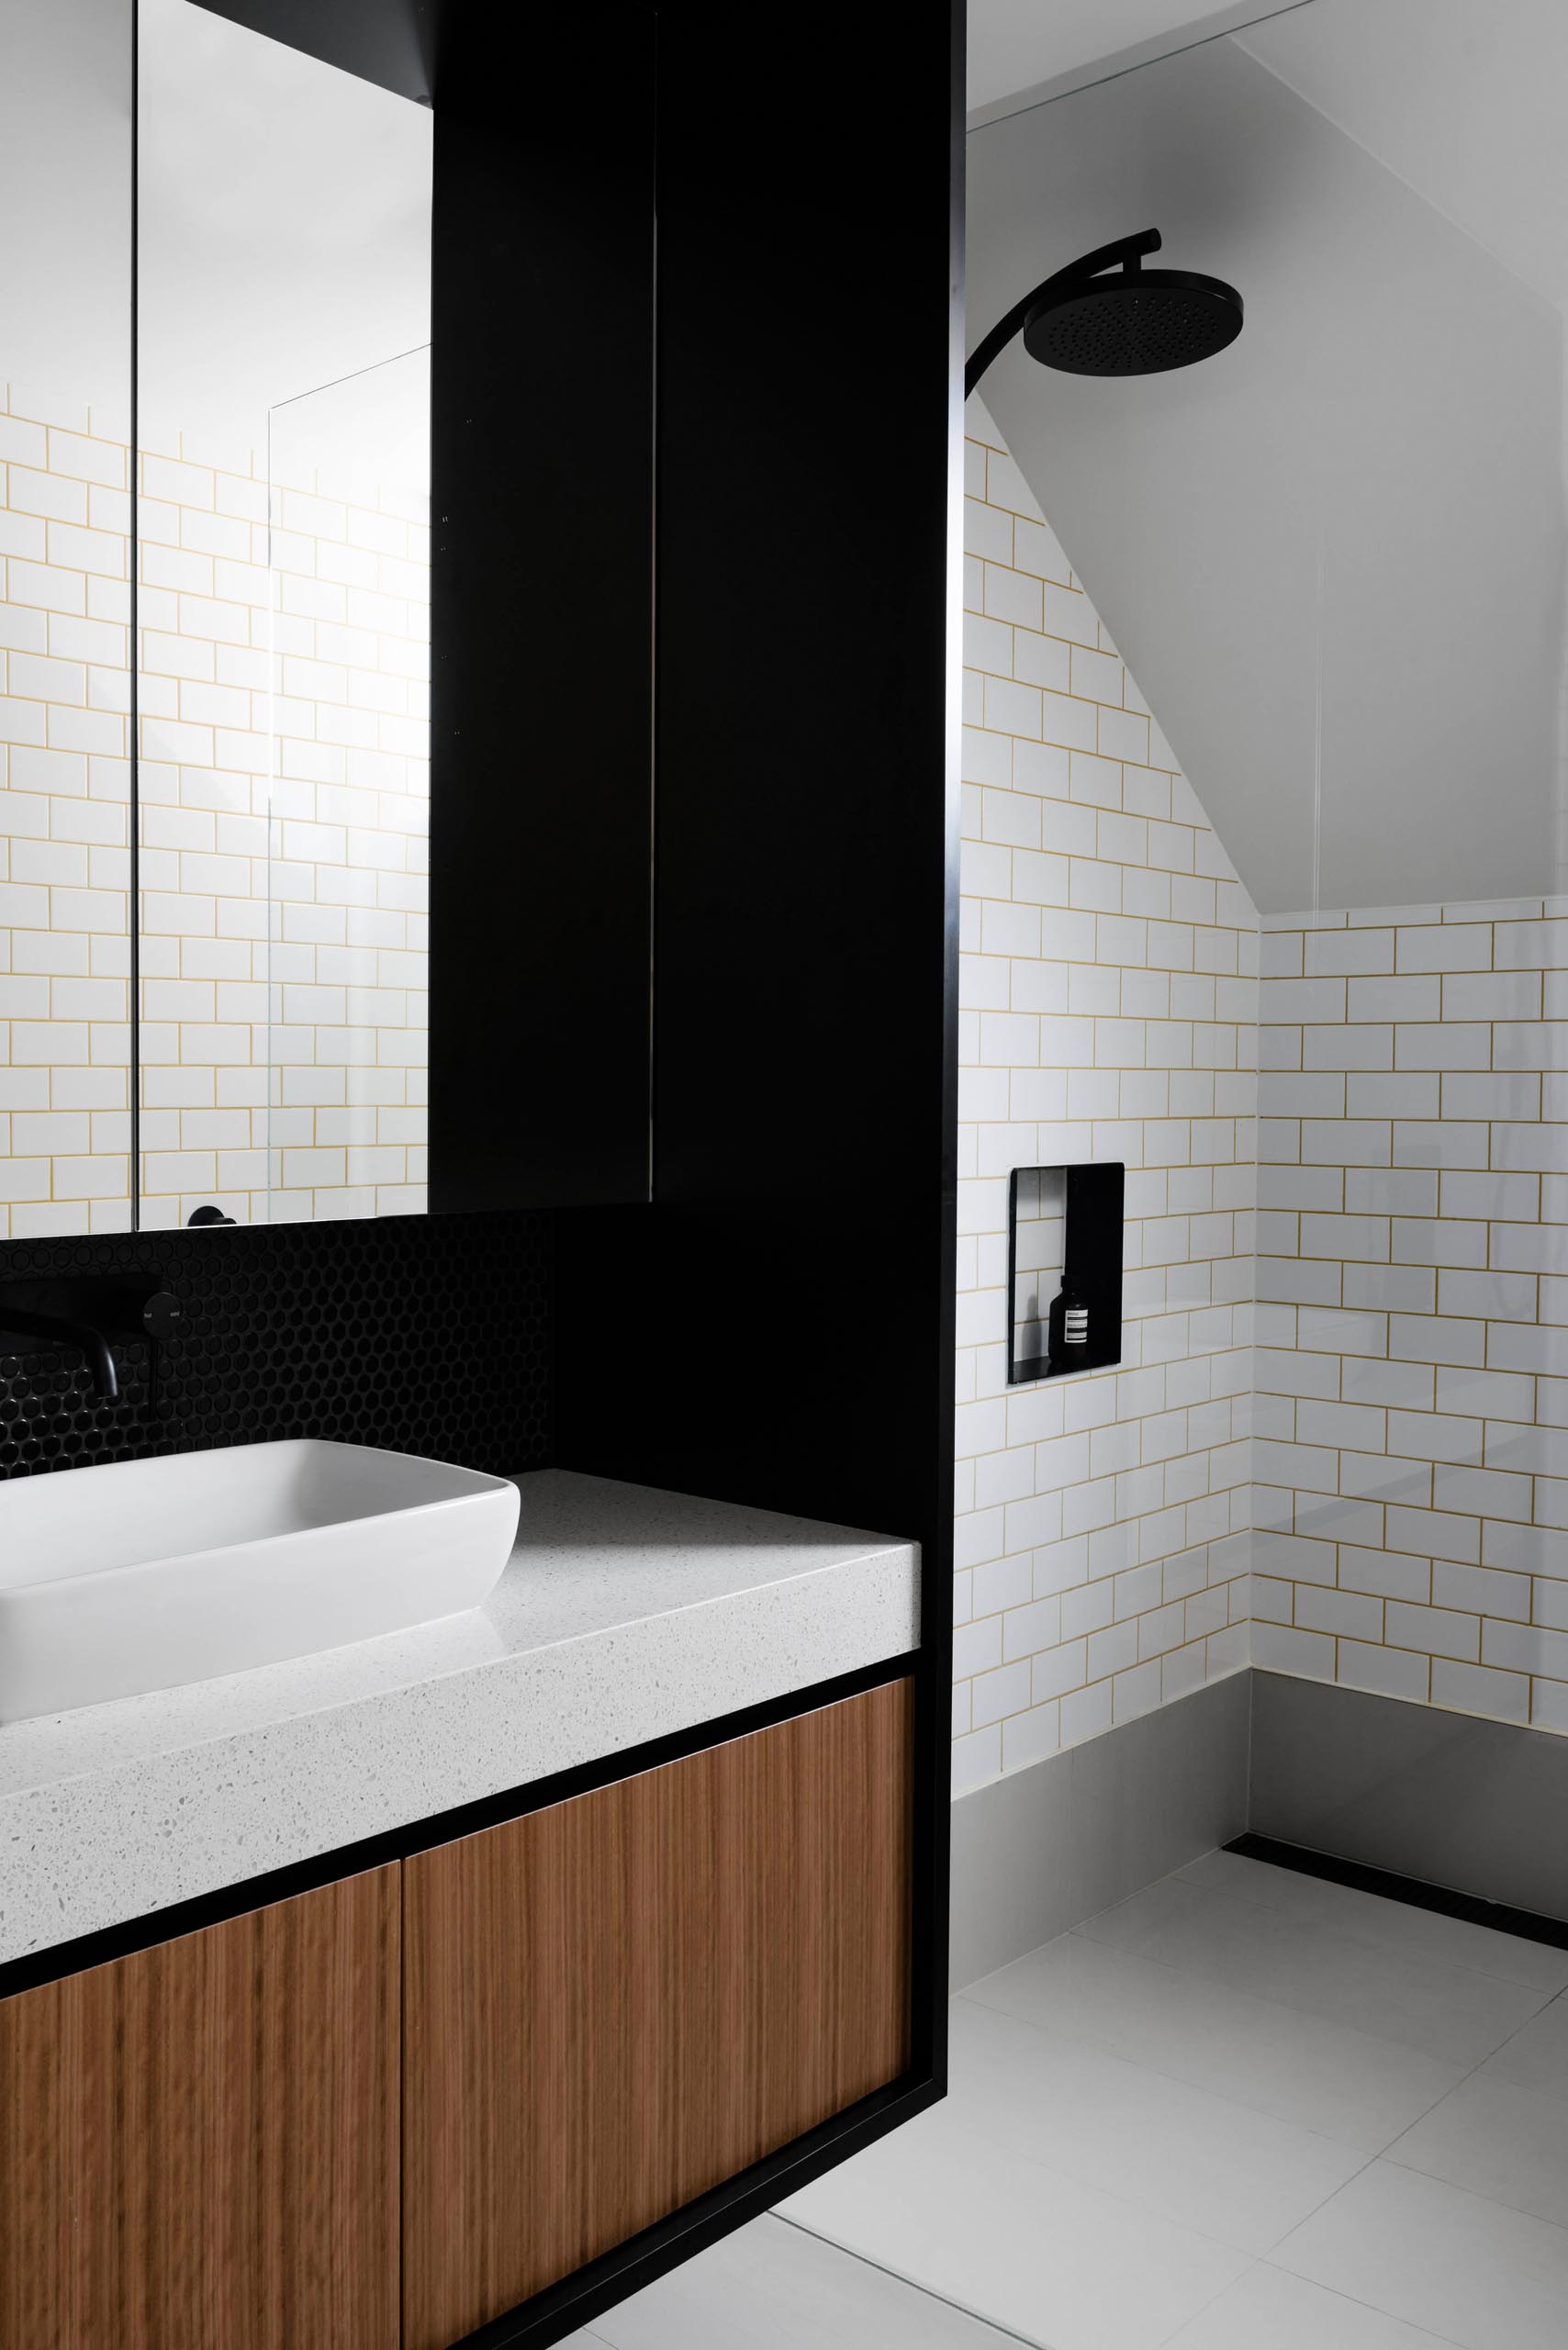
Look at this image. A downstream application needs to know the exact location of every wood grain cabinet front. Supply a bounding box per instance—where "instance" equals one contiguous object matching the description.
[0,1864,401,2350]
[401,1678,916,2350]
[0,1680,915,2350]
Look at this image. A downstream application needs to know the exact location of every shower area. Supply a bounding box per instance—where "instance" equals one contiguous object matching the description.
[566,4,1568,2346]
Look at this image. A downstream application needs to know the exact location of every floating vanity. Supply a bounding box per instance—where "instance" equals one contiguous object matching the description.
[0,0,957,2339]
[0,1467,922,2350]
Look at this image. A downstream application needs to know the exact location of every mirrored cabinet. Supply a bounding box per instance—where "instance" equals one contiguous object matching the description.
[1,0,136,1242]
[137,0,433,1230]
[3,0,655,1241]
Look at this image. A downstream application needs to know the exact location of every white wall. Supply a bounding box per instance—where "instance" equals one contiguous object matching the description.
[1238,0,1568,312]
[1256,896,1568,1736]
[955,399,1258,1793]
[968,31,1566,913]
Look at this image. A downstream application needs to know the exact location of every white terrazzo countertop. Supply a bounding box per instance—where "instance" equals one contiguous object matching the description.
[0,1468,919,1967]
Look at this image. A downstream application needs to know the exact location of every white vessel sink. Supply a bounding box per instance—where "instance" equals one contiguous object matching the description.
[0,1440,521,1723]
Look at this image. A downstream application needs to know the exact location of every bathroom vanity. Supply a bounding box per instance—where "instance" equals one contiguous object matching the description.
[0,1472,923,2348]
[0,0,959,2342]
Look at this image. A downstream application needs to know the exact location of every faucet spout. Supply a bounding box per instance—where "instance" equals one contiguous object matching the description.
[0,1306,120,1400]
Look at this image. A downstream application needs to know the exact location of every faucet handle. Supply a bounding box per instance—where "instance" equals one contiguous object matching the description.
[141,1292,182,1341]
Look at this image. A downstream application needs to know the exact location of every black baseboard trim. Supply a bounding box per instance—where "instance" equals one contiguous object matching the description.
[451,2073,944,2350]
[1225,1830,1568,1954]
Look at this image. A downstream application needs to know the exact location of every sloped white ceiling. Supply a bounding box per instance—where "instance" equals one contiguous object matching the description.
[968,26,1566,912]
[968,0,1244,113]
[1238,0,1568,312]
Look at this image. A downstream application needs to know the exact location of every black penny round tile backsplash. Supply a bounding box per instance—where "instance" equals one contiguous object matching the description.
[0,1212,551,1482]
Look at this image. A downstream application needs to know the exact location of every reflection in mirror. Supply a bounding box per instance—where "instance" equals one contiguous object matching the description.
[0,0,134,1239]
[137,0,431,1227]
[263,352,430,1222]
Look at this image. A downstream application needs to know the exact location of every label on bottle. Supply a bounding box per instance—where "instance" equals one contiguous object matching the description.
[1065,1305,1089,1346]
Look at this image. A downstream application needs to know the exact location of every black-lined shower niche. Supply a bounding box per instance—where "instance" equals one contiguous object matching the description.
[1006,1162,1125,1384]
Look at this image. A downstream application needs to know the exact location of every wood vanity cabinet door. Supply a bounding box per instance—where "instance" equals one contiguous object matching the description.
[402,1677,915,2347]
[0,1865,400,2350]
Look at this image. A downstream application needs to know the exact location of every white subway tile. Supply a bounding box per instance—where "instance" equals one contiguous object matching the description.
[1386,1599,1479,1661]
[1340,1544,1430,1603]
[1392,1121,1489,1169]
[1396,923,1493,972]
[1436,1268,1538,1323]
[1305,927,1394,976]
[1443,969,1541,1020]
[1494,918,1568,968]
[1483,1620,1568,1681]
[1251,1622,1334,1679]
[1448,1071,1541,1123]
[1339,1639,1429,1700]
[1347,974,1439,1021]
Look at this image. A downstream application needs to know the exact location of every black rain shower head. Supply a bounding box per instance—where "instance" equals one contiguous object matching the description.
[966,229,1242,400]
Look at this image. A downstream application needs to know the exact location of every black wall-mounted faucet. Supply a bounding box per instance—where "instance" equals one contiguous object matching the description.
[0,1281,182,1403]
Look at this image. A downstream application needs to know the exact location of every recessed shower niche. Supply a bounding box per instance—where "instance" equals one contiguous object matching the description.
[1007,1161,1124,1383]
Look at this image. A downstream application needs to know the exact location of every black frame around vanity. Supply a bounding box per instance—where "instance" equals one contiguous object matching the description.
[0,1650,924,2348]
[0,3,963,2344]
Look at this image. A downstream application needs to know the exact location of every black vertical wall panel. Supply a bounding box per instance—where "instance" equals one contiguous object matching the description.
[555,0,963,2078]
[428,6,655,1211]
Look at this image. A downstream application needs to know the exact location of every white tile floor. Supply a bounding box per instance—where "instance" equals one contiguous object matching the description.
[567,2212,1024,2347]
[573,1849,1568,2349]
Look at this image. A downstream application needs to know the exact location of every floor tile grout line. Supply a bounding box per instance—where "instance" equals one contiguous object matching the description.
[955,1970,1464,2166]
[966,1888,1563,2298]
[800,2022,1339,2277]
[787,1860,1568,2350]
[772,2212,1051,2347]
[1261,2161,1568,2344]
[1150,2254,1266,2350]
[1377,2115,1568,2250]
[1183,1853,1568,1992]
[997,1868,1568,2344]
[1371,1980,1550,2179]
[1182,1858,1568,1994]
[1070,1876,1560,2059]
[1058,1914,1474,2067]
[1252,2255,1473,2350]
[1092,2001,1521,2350]
[1225,1834,1568,1964]
[1344,1917,1568,2217]
[1392,2152,1568,2244]
[1444,1977,1568,2083]
[1257,2139,1383,2265]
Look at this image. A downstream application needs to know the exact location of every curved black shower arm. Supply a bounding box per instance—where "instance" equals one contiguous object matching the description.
[964,227,1162,400]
